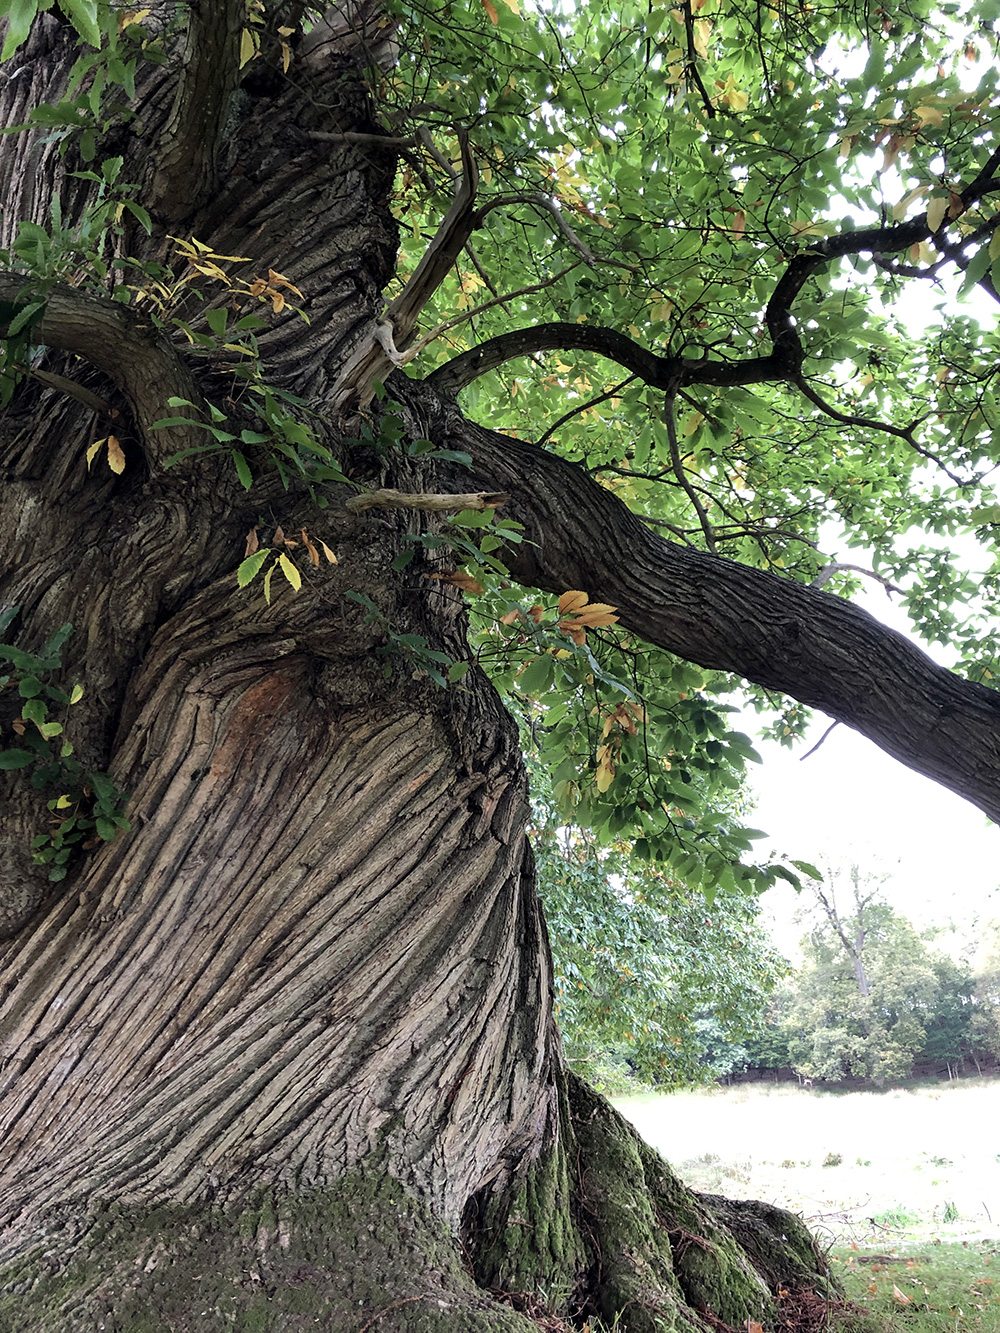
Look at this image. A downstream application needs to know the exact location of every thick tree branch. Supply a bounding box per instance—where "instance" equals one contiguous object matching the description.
[145,0,245,226]
[0,275,203,464]
[422,390,1000,824]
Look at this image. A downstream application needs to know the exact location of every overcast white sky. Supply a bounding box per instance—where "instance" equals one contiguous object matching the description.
[744,576,1000,957]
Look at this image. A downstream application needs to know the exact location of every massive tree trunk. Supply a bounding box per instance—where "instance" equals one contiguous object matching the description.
[0,5,986,1329]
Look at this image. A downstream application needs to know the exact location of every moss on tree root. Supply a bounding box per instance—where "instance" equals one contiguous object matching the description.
[466,1074,838,1333]
[0,1082,838,1332]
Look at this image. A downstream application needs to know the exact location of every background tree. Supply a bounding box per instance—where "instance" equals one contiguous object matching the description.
[777,871,973,1083]
[971,918,1000,1067]
[3,0,1000,1328]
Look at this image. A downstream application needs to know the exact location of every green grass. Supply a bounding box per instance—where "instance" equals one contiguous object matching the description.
[831,1240,1000,1331]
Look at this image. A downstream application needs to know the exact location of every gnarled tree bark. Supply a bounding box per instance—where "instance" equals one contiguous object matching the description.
[0,5,989,1330]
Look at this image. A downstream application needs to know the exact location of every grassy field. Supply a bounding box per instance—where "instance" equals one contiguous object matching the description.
[614,1078,1000,1245]
[613,1079,1000,1330]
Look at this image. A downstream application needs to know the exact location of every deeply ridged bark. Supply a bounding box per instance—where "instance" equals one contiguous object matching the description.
[0,7,876,1329]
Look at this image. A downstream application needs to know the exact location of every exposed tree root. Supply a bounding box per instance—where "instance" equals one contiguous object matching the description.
[0,1076,842,1333]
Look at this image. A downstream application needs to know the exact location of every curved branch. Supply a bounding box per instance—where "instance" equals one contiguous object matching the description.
[420,388,1000,824]
[0,275,203,464]
[145,0,245,226]
[425,321,798,395]
[426,141,1000,409]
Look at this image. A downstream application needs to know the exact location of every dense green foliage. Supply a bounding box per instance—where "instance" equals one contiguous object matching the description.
[532,787,787,1086]
[389,0,1000,680]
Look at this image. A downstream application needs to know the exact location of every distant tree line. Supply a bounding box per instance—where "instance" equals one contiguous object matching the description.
[541,846,1000,1091]
[740,869,1000,1086]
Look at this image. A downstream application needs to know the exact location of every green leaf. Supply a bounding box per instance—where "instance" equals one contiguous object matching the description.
[1,0,40,61]
[58,0,102,49]
[0,749,36,770]
[519,653,555,696]
[237,548,270,587]
[277,552,301,591]
[790,860,823,881]
[6,300,46,337]
[231,449,253,490]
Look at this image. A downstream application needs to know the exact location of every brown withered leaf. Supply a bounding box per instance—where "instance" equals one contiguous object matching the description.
[273,524,286,545]
[301,529,320,567]
[558,590,590,614]
[429,571,485,595]
[244,526,260,557]
[568,608,620,629]
[106,435,126,475]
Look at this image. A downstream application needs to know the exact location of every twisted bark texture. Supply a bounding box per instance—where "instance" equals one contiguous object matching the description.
[0,4,982,1330]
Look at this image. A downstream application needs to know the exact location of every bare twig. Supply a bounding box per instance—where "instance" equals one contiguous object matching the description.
[28,369,118,419]
[799,720,839,760]
[664,390,717,553]
[537,375,637,447]
[794,376,966,484]
[810,562,902,594]
[682,0,717,118]
[345,488,508,514]
[402,264,582,363]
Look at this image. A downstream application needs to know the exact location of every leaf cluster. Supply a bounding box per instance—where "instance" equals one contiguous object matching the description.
[0,609,129,882]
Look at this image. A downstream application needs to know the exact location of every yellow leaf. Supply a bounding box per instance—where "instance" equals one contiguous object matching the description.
[69,684,84,704]
[497,0,520,10]
[54,794,73,809]
[106,435,126,475]
[277,553,301,591]
[926,195,948,232]
[86,438,105,469]
[558,590,590,614]
[239,28,258,68]
[595,764,615,793]
[319,540,338,565]
[913,104,946,127]
[118,9,151,31]
[892,184,928,221]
